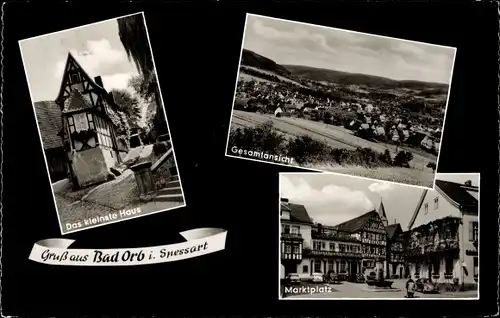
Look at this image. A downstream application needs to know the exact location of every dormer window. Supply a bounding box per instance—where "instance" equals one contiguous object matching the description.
[71,73,80,84]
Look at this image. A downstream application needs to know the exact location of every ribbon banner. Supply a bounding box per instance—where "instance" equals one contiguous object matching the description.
[29,228,227,266]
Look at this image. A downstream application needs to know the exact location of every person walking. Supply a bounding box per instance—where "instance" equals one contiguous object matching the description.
[406,277,416,298]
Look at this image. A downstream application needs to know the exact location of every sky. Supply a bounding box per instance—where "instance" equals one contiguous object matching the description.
[19,16,141,102]
[280,173,479,231]
[243,14,456,84]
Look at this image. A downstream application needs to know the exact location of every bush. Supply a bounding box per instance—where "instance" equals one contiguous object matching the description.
[394,151,414,168]
[228,122,404,168]
[427,161,436,172]
[287,135,330,164]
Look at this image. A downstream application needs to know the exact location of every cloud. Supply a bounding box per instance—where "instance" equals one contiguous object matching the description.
[281,176,374,226]
[53,39,127,79]
[250,19,337,55]
[101,72,136,92]
[368,182,395,195]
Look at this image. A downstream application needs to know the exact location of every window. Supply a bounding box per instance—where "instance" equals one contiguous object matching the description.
[86,113,95,130]
[329,243,335,251]
[73,112,89,132]
[445,256,453,274]
[434,197,439,209]
[283,225,290,234]
[340,260,346,272]
[314,260,321,273]
[285,245,291,253]
[291,225,300,234]
[473,257,478,276]
[313,241,322,250]
[293,246,300,254]
[424,203,429,215]
[303,265,309,273]
[71,73,80,84]
[469,221,478,241]
[339,244,346,252]
[328,262,334,272]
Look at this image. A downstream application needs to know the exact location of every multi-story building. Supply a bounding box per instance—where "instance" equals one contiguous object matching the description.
[333,208,388,279]
[280,198,313,279]
[405,178,479,288]
[303,223,363,279]
[385,222,405,278]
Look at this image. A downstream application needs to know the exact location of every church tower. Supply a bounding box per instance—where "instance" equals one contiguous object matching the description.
[377,198,388,227]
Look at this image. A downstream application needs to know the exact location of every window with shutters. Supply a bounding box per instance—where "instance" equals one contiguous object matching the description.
[469,221,478,241]
[329,242,335,251]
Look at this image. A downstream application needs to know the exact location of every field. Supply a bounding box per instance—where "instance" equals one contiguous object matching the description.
[240,65,307,88]
[230,110,437,187]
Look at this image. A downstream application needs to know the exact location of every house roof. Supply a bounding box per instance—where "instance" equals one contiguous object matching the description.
[378,200,387,220]
[435,179,478,210]
[62,89,93,114]
[333,210,379,233]
[281,202,313,224]
[34,101,63,149]
[386,223,402,240]
[408,179,479,229]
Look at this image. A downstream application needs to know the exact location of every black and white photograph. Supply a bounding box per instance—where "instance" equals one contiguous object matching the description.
[279,172,479,299]
[226,14,456,189]
[19,12,186,234]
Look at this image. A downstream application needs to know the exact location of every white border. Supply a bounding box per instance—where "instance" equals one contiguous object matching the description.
[224,13,458,191]
[277,172,480,300]
[18,12,186,236]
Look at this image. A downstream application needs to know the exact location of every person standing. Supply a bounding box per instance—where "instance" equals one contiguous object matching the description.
[406,277,416,298]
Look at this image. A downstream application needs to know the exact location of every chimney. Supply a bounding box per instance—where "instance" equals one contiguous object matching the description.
[280,198,289,203]
[94,76,104,88]
[464,180,472,186]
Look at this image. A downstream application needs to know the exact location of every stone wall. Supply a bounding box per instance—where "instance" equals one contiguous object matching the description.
[70,147,109,188]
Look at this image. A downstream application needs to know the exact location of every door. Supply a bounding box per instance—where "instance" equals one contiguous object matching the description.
[350,261,357,280]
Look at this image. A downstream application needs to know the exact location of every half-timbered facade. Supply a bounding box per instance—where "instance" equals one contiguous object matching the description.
[55,53,128,188]
[280,198,313,279]
[385,222,405,278]
[334,210,388,278]
[406,179,479,288]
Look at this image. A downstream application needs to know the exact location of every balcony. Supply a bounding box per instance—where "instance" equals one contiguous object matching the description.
[280,232,303,241]
[362,253,385,260]
[311,231,360,243]
[281,252,302,261]
[303,248,362,258]
[361,238,386,246]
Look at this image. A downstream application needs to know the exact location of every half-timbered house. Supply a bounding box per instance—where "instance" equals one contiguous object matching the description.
[333,209,388,278]
[54,52,128,189]
[385,222,405,278]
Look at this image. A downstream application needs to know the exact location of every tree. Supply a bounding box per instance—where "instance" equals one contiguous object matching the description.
[393,151,414,168]
[117,15,167,136]
[427,162,437,172]
[110,89,142,127]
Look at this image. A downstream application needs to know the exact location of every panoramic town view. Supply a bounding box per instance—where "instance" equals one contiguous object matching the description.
[227,14,456,188]
[279,173,479,299]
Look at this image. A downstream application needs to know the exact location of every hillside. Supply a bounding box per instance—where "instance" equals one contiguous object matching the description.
[284,64,449,91]
[240,49,292,77]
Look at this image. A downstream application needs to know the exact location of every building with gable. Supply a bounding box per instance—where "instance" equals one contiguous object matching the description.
[405,178,479,288]
[332,207,388,278]
[50,52,129,189]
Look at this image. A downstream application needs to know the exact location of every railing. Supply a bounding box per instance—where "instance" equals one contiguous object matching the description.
[303,248,362,258]
[280,233,303,241]
[281,252,302,261]
[361,238,386,246]
[362,253,385,260]
[311,231,360,243]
